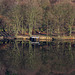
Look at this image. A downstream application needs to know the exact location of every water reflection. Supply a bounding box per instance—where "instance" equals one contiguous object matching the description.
[0,40,75,75]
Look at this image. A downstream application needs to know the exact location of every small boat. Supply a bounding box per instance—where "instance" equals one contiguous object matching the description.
[30,36,39,42]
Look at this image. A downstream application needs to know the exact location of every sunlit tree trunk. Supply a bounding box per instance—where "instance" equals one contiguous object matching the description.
[69,26,72,37]
[58,26,60,38]
[47,19,48,40]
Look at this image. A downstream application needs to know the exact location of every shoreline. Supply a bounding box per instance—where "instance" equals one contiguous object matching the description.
[0,35,75,40]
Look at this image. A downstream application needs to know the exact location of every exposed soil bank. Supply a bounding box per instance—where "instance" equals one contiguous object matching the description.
[0,35,75,40]
[53,36,75,40]
[15,35,30,40]
[16,35,52,40]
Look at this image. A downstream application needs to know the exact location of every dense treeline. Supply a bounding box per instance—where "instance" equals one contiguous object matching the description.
[0,0,75,37]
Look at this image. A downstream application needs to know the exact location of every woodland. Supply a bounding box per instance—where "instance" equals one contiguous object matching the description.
[0,0,75,37]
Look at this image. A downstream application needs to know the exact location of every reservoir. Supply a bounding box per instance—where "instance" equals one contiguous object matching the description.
[0,39,75,75]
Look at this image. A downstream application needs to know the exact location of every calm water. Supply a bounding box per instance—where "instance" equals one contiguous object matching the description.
[0,39,75,75]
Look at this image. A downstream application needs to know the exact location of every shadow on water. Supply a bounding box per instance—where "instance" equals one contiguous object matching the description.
[0,39,75,75]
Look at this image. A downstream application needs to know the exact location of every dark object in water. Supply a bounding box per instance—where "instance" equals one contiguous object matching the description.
[52,38,56,41]
[30,36,39,42]
[30,37,36,42]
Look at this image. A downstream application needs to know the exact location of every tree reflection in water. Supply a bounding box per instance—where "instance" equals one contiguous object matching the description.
[0,40,75,75]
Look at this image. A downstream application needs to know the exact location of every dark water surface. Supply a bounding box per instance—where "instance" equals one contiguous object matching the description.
[0,39,75,75]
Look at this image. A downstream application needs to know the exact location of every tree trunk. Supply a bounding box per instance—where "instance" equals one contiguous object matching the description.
[69,26,72,37]
[29,24,33,37]
[58,26,60,38]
